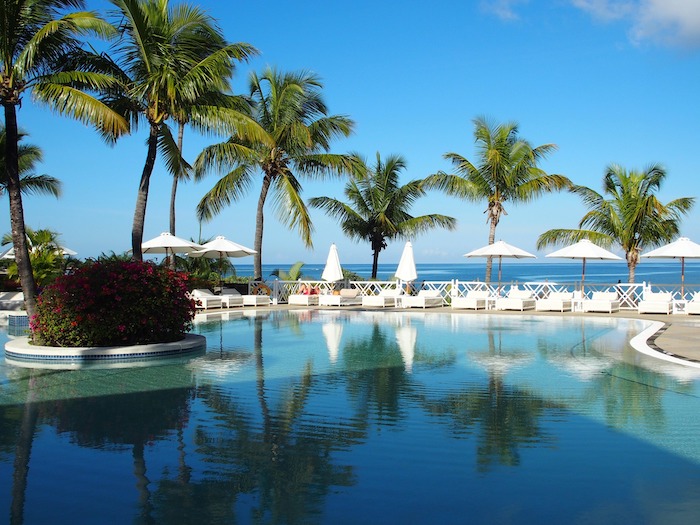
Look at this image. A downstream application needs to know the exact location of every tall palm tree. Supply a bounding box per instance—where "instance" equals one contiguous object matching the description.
[425,116,570,282]
[1,0,124,316]
[537,163,695,282]
[309,152,457,279]
[195,67,356,280]
[0,124,62,199]
[102,0,256,261]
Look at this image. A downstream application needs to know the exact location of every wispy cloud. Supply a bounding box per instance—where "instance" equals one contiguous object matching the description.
[480,0,530,21]
[572,0,700,48]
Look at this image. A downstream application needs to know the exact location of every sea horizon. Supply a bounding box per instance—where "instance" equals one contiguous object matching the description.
[229,260,700,287]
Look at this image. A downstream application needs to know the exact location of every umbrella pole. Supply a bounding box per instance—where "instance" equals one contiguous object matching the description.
[682,257,685,299]
[581,258,586,296]
[498,256,503,295]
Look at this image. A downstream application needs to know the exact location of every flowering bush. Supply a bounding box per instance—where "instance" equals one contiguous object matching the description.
[30,260,196,347]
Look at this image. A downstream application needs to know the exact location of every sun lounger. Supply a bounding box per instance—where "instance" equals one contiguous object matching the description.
[222,288,267,307]
[319,288,362,306]
[362,288,403,308]
[0,291,25,311]
[495,288,535,311]
[637,292,673,315]
[452,290,490,310]
[288,294,320,306]
[582,291,620,313]
[401,289,443,309]
[190,289,223,309]
[536,291,573,312]
[686,293,700,315]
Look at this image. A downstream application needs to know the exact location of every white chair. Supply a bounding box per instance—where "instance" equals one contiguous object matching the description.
[319,288,362,306]
[223,288,270,307]
[686,293,700,315]
[452,290,490,310]
[288,294,319,306]
[536,291,573,312]
[362,288,402,308]
[0,291,25,311]
[402,289,443,309]
[637,292,673,315]
[190,289,223,309]
[495,288,535,311]
[582,291,620,313]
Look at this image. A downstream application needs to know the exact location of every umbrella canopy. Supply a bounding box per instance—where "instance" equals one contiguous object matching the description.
[322,244,344,282]
[189,236,257,259]
[142,232,203,255]
[0,244,77,259]
[463,240,536,286]
[395,241,418,282]
[641,237,700,295]
[545,239,622,290]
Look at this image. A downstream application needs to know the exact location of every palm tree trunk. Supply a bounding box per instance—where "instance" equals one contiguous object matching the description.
[168,122,186,269]
[131,124,160,261]
[485,220,497,283]
[371,248,380,279]
[254,174,273,280]
[3,104,38,317]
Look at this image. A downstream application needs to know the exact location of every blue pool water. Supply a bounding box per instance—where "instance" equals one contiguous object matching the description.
[2,311,700,524]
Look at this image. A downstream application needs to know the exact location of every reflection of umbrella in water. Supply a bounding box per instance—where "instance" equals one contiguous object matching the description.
[395,324,417,372]
[471,350,533,377]
[464,240,536,292]
[545,239,622,293]
[189,235,256,289]
[188,349,253,379]
[322,243,344,283]
[641,237,700,297]
[322,322,344,363]
[395,241,418,283]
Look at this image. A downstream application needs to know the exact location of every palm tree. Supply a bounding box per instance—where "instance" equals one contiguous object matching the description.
[195,67,356,280]
[2,228,73,287]
[537,163,695,282]
[101,0,256,261]
[0,124,62,199]
[270,261,307,281]
[309,152,457,279]
[0,0,124,316]
[425,116,570,282]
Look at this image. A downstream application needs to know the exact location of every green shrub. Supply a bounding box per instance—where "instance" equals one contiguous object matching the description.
[30,260,196,347]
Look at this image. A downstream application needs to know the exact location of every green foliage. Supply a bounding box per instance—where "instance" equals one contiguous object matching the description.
[2,228,72,287]
[31,261,196,347]
[270,261,307,281]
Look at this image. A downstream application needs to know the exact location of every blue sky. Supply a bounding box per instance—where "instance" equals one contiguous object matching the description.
[3,0,700,267]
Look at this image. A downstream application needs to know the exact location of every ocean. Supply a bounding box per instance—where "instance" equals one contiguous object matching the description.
[230,260,700,286]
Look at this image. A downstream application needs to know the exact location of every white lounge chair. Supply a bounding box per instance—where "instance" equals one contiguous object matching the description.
[0,291,25,311]
[190,289,223,309]
[637,292,673,315]
[402,289,443,309]
[288,294,320,306]
[362,288,402,308]
[536,291,573,312]
[686,293,700,315]
[452,290,490,310]
[582,291,620,313]
[319,288,362,306]
[495,288,535,311]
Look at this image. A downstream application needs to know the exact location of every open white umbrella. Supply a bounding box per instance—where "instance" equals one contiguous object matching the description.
[1,244,77,259]
[641,237,700,296]
[189,235,257,289]
[142,232,203,257]
[545,239,622,292]
[322,244,344,282]
[464,240,536,289]
[395,241,418,283]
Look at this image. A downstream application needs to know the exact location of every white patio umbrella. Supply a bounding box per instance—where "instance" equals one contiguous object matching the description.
[641,237,700,296]
[322,243,344,282]
[395,241,418,283]
[545,239,622,292]
[141,232,203,257]
[0,244,77,259]
[463,240,536,289]
[189,235,257,289]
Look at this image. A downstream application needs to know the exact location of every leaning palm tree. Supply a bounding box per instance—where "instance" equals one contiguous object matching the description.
[0,124,62,199]
[0,0,124,316]
[309,152,457,279]
[102,0,257,261]
[537,163,694,282]
[425,116,570,282]
[195,67,356,280]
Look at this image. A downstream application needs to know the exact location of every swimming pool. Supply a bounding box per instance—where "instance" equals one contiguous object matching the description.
[2,310,700,524]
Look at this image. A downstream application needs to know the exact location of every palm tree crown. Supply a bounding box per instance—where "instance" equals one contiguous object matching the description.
[425,116,570,282]
[537,163,695,282]
[195,67,356,280]
[309,152,457,279]
[0,124,61,198]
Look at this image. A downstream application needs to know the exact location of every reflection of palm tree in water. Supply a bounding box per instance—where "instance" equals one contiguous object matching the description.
[10,372,39,525]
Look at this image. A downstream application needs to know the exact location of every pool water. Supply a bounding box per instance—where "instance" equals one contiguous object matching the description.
[2,310,700,524]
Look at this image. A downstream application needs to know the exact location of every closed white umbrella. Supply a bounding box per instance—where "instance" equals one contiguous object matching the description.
[641,237,700,296]
[395,241,418,283]
[464,240,536,289]
[545,239,622,292]
[322,244,344,282]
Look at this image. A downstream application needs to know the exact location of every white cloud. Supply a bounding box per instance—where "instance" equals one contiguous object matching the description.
[481,0,530,21]
[572,0,700,48]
